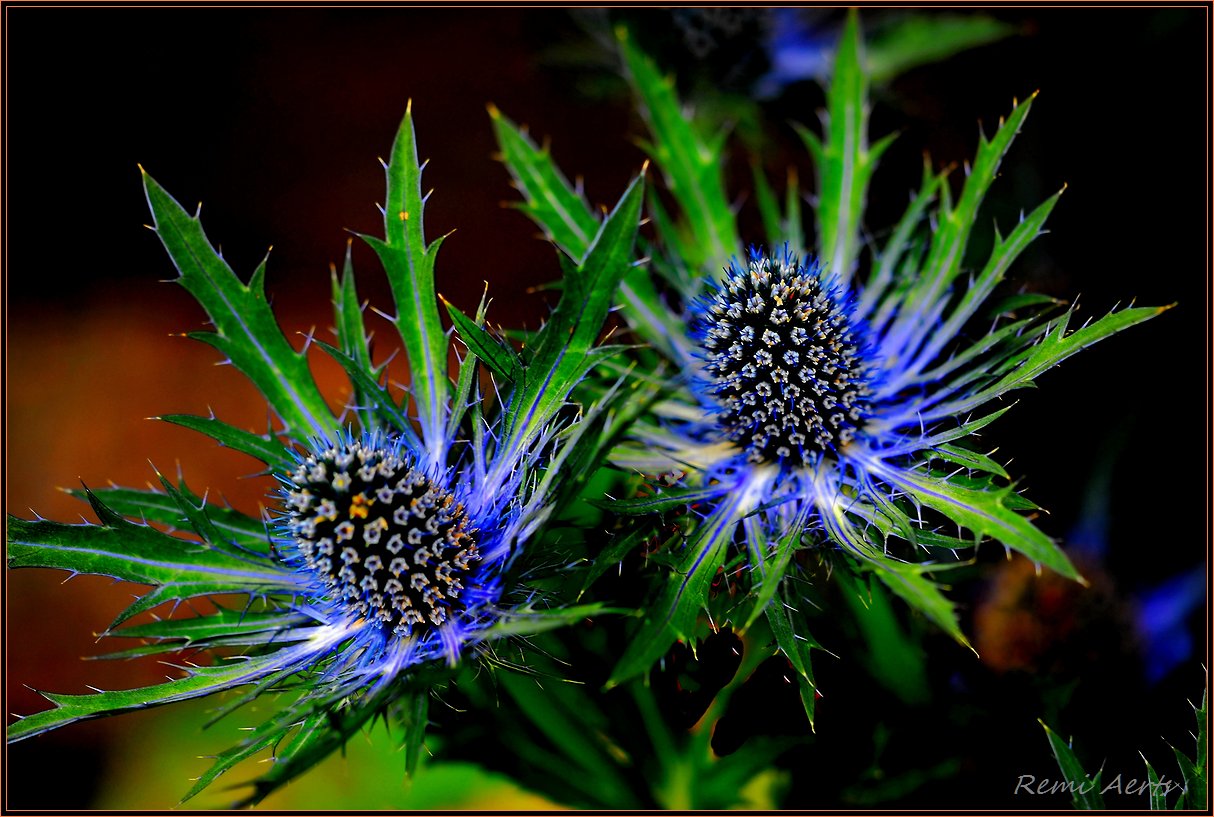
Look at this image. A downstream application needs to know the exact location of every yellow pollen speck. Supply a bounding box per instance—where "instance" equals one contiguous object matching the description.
[350,493,372,519]
[400,210,409,221]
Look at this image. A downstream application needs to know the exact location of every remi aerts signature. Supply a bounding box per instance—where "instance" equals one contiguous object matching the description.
[1015,773,1186,798]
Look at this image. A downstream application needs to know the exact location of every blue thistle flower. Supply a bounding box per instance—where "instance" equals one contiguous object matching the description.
[615,228,1163,624]
[591,15,1169,698]
[486,15,1168,707]
[263,428,512,676]
[6,106,645,805]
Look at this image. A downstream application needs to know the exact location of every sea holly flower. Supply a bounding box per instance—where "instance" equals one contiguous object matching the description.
[6,106,645,804]
[489,12,1167,722]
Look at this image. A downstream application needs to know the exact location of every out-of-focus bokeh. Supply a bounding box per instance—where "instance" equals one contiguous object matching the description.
[6,7,1206,809]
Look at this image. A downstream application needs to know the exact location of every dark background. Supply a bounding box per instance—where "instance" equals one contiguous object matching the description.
[5,6,1208,809]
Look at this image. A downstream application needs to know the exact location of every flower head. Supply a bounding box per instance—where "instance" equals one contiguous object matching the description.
[263,428,511,681]
[281,433,482,639]
[693,247,872,464]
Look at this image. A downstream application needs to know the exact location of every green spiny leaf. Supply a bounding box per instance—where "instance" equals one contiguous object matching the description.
[141,170,335,440]
[526,172,645,374]
[889,92,1037,353]
[872,459,1078,581]
[765,601,819,730]
[313,340,422,449]
[8,647,294,743]
[1169,686,1206,811]
[496,171,645,456]
[491,106,684,360]
[872,563,970,651]
[643,187,698,292]
[180,694,318,804]
[75,486,270,553]
[7,489,290,590]
[1041,721,1106,809]
[109,606,300,642]
[931,442,1010,479]
[95,608,312,659]
[590,484,726,516]
[741,509,809,633]
[608,472,767,688]
[330,240,383,430]
[152,471,245,559]
[618,25,738,276]
[1195,685,1208,779]
[808,9,892,286]
[904,188,1065,385]
[478,604,627,639]
[985,292,1066,320]
[159,414,291,470]
[235,685,397,807]
[365,104,450,462]
[752,162,783,248]
[489,104,600,260]
[546,359,667,519]
[992,305,1168,398]
[857,162,943,318]
[578,527,652,599]
[443,298,522,384]
[1142,755,1169,810]
[401,689,429,779]
[783,168,805,255]
[446,286,492,440]
[9,488,293,629]
[1171,744,1204,810]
